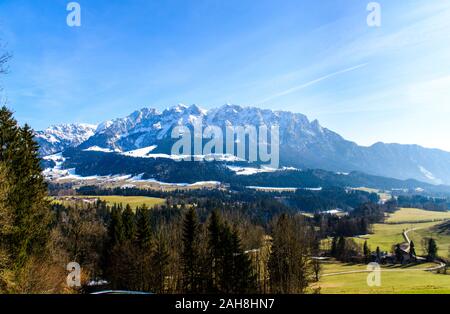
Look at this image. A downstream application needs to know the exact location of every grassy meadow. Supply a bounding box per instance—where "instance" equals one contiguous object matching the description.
[386,207,450,224]
[54,195,166,210]
[349,208,450,258]
[314,260,450,294]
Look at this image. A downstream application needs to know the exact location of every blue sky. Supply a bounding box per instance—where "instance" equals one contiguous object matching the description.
[1,0,450,150]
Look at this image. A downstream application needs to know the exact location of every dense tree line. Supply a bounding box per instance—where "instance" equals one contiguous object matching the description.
[397,195,449,212]
[56,147,446,193]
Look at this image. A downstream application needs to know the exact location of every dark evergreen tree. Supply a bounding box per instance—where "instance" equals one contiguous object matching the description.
[136,206,152,249]
[363,240,370,263]
[109,206,125,246]
[151,232,170,293]
[122,204,136,241]
[218,222,234,293]
[336,236,346,261]
[0,113,52,268]
[12,125,52,266]
[181,208,201,293]
[207,210,222,292]
[0,108,53,291]
[0,106,18,162]
[426,238,438,261]
[230,227,256,293]
[394,244,403,264]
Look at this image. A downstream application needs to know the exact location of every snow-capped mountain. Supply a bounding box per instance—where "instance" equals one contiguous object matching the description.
[36,104,450,185]
[35,123,97,156]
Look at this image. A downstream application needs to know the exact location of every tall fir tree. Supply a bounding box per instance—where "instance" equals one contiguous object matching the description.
[363,240,370,263]
[207,210,222,292]
[181,207,201,293]
[136,206,152,249]
[108,206,125,246]
[336,236,346,261]
[122,204,136,241]
[0,106,19,162]
[12,125,52,266]
[0,108,53,291]
[218,222,234,293]
[230,227,256,293]
[151,231,170,293]
[426,238,438,261]
[0,111,52,268]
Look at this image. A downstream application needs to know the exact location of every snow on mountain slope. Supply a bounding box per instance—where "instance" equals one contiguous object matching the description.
[36,123,97,156]
[121,145,158,157]
[83,146,121,153]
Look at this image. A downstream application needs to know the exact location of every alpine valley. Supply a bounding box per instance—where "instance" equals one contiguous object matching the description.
[37,104,450,194]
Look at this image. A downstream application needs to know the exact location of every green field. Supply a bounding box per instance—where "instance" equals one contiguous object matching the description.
[55,195,166,210]
[386,207,450,224]
[351,208,450,258]
[314,261,450,294]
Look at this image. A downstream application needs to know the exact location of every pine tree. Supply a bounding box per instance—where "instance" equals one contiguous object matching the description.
[0,113,52,267]
[181,208,201,293]
[207,210,222,291]
[109,207,125,246]
[218,222,234,293]
[0,106,19,162]
[136,206,152,249]
[0,108,53,291]
[122,204,136,241]
[336,236,346,261]
[426,238,438,261]
[12,125,52,266]
[230,227,256,293]
[363,240,370,263]
[151,232,170,293]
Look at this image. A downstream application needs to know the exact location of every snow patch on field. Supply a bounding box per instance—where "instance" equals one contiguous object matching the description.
[227,165,298,175]
[246,186,298,192]
[127,174,220,187]
[83,146,121,153]
[246,186,322,192]
[121,145,158,157]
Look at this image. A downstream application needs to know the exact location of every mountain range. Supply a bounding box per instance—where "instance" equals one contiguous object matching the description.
[36,104,450,186]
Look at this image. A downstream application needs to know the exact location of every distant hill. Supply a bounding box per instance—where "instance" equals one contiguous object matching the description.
[44,148,450,195]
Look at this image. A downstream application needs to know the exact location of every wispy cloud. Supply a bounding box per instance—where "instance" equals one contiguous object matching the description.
[258,63,368,104]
